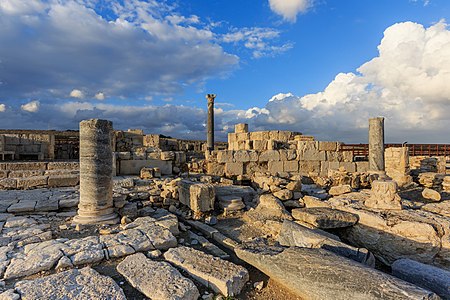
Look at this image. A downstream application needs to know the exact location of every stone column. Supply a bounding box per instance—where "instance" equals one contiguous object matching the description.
[206,94,216,153]
[368,117,385,173]
[74,119,119,224]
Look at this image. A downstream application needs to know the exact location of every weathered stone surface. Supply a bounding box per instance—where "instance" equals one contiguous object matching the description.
[292,207,358,229]
[246,194,292,221]
[303,195,330,208]
[15,267,126,300]
[329,184,352,196]
[7,201,36,213]
[365,180,401,210]
[218,195,245,211]
[164,246,249,297]
[235,244,439,300]
[117,253,199,300]
[273,189,293,201]
[47,175,79,188]
[178,180,215,212]
[368,117,385,172]
[422,188,442,202]
[392,258,450,299]
[278,220,374,267]
[16,176,48,189]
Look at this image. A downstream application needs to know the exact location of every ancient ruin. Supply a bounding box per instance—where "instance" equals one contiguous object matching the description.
[0,106,449,299]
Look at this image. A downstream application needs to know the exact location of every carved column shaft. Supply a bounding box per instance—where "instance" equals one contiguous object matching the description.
[206,94,216,152]
[369,117,385,172]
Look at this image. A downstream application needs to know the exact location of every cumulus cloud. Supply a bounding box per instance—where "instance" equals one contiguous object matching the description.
[236,21,450,143]
[94,92,105,100]
[0,0,238,101]
[21,100,40,113]
[70,89,85,99]
[0,104,5,112]
[268,0,313,22]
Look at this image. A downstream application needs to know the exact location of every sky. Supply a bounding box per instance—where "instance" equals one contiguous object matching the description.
[0,0,450,143]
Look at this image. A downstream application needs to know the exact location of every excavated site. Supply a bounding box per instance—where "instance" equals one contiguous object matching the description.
[0,111,449,300]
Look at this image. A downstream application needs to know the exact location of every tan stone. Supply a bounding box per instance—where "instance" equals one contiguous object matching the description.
[225,162,244,176]
[279,150,297,161]
[259,150,280,162]
[329,185,352,196]
[268,161,284,175]
[299,161,320,176]
[283,161,299,173]
[16,176,48,189]
[207,162,225,176]
[253,140,267,151]
[48,175,79,187]
[318,141,338,151]
[235,123,248,133]
[422,188,441,202]
[365,180,401,210]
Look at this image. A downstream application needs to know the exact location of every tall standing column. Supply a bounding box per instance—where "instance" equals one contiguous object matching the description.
[74,119,119,224]
[368,117,385,173]
[206,94,216,152]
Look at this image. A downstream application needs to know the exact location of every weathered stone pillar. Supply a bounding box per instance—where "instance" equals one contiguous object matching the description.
[368,117,385,173]
[74,119,119,224]
[206,94,216,152]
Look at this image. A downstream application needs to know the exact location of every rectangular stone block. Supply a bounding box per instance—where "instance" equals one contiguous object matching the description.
[228,141,237,151]
[342,151,354,162]
[164,246,249,297]
[279,150,297,161]
[299,161,321,176]
[0,170,8,179]
[236,133,250,142]
[178,180,192,206]
[235,123,248,133]
[234,150,258,162]
[9,170,44,178]
[327,151,343,162]
[339,162,356,172]
[267,140,276,150]
[318,141,338,151]
[0,178,17,189]
[320,161,330,177]
[207,162,225,177]
[6,162,47,171]
[278,131,293,141]
[146,152,160,160]
[16,176,48,189]
[119,160,172,176]
[356,162,369,173]
[268,161,284,175]
[228,133,237,143]
[253,140,267,151]
[190,183,215,212]
[244,140,253,150]
[174,151,187,164]
[284,161,299,173]
[269,131,279,140]
[225,162,244,176]
[217,151,234,163]
[47,162,79,170]
[250,131,270,141]
[259,150,280,162]
[237,141,246,150]
[48,175,80,187]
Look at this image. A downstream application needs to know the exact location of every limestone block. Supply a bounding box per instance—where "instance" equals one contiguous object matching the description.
[329,185,352,196]
[318,141,339,151]
[228,133,237,143]
[273,189,293,201]
[146,152,160,160]
[119,160,172,175]
[217,150,234,163]
[342,151,354,162]
[9,170,44,178]
[259,150,280,162]
[47,175,79,187]
[178,180,192,206]
[207,162,225,176]
[164,246,249,297]
[284,161,299,173]
[236,132,250,142]
[190,183,215,212]
[140,167,154,179]
[16,176,48,189]
[422,188,441,202]
[174,151,187,164]
[6,162,47,171]
[267,131,278,140]
[339,162,356,172]
[299,161,320,176]
[268,161,284,175]
[244,140,253,150]
[235,123,248,133]
[237,141,246,150]
[327,151,343,162]
[117,253,199,300]
[356,161,369,172]
[0,178,16,189]
[253,140,267,151]
[292,207,359,229]
[392,258,450,299]
[160,151,175,161]
[0,170,8,179]
[225,162,244,176]
[234,150,257,162]
[279,150,297,161]
[47,162,79,170]
[278,131,293,141]
[267,139,276,150]
[365,180,401,210]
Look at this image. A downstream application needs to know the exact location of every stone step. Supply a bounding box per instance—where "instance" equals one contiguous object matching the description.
[164,246,249,297]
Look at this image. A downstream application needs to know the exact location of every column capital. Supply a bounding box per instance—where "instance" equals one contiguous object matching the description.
[206,94,216,103]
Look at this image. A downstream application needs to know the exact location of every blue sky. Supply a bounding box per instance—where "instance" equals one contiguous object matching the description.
[0,0,450,143]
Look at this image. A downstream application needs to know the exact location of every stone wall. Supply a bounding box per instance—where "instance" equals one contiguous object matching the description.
[0,161,79,190]
[208,124,367,178]
[385,147,412,186]
[409,156,448,174]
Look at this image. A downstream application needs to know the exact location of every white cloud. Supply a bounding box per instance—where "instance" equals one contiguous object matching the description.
[70,89,85,99]
[21,100,40,113]
[233,21,450,143]
[0,104,5,112]
[222,27,293,58]
[94,92,105,100]
[268,0,313,22]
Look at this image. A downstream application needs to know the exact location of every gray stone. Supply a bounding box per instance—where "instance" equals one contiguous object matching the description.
[15,267,126,300]
[392,258,450,299]
[369,117,385,172]
[278,220,375,267]
[7,201,36,213]
[236,244,439,300]
[164,246,249,297]
[117,253,199,300]
[4,217,36,228]
[291,207,358,228]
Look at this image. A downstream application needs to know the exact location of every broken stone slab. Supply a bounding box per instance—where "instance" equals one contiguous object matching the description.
[422,188,442,202]
[164,246,249,297]
[329,184,352,196]
[291,207,358,229]
[278,220,375,267]
[7,201,36,213]
[15,267,126,300]
[117,253,199,300]
[247,194,292,221]
[235,243,439,300]
[392,258,450,299]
